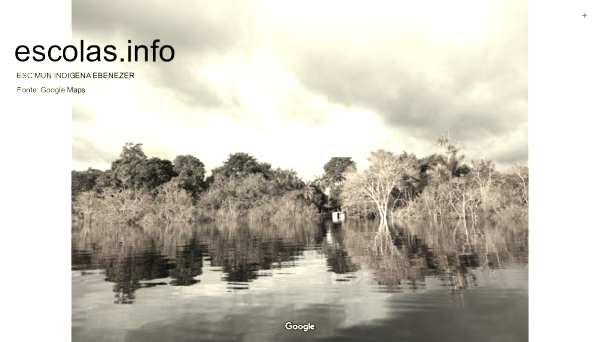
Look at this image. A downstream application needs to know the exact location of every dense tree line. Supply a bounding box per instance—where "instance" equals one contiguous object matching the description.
[341,135,528,223]
[72,136,528,226]
[72,143,334,225]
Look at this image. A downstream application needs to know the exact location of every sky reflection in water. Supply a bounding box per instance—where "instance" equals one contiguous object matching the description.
[72,219,528,342]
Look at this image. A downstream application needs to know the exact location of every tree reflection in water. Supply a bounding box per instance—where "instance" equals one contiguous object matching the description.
[335,218,527,304]
[71,218,527,305]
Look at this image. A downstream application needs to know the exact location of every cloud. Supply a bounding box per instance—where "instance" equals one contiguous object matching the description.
[72,103,96,125]
[73,0,255,52]
[71,0,528,177]
[73,0,256,115]
[72,132,118,167]
[265,0,528,162]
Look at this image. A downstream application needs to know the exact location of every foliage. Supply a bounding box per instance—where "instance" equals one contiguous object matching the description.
[418,154,447,173]
[92,187,153,225]
[93,170,119,191]
[323,157,356,184]
[342,150,420,221]
[173,154,206,197]
[430,134,468,176]
[510,162,529,205]
[394,158,529,221]
[72,190,98,223]
[110,156,177,192]
[120,142,147,159]
[271,196,318,221]
[71,144,322,225]
[434,133,452,155]
[72,167,103,199]
[152,180,196,223]
[196,172,317,221]
[209,152,271,180]
[339,134,528,223]
[315,157,357,210]
[71,137,528,226]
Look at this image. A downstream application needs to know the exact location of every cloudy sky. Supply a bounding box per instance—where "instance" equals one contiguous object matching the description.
[72,0,527,179]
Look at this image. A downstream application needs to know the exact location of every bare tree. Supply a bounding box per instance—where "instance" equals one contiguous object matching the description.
[512,161,529,205]
[343,150,420,225]
[471,158,495,211]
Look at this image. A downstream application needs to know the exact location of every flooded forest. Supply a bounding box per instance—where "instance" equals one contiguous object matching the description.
[72,136,528,341]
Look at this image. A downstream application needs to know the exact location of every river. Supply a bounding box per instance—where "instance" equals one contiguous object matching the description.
[72,218,528,341]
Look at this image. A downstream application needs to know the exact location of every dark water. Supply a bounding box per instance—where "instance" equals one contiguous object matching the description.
[72,219,528,342]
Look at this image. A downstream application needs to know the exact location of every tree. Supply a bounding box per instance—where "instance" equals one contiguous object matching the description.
[299,184,316,200]
[268,167,303,191]
[71,167,103,199]
[321,157,356,209]
[211,152,271,180]
[470,158,496,211]
[93,170,118,191]
[434,133,451,155]
[323,157,356,184]
[120,142,147,159]
[173,155,206,197]
[395,151,422,202]
[110,156,177,192]
[135,158,177,192]
[154,179,195,223]
[445,144,466,176]
[311,173,329,192]
[509,161,528,205]
[431,134,467,176]
[111,156,143,189]
[110,142,169,190]
[471,158,495,186]
[419,154,446,173]
[454,164,471,177]
[343,150,420,224]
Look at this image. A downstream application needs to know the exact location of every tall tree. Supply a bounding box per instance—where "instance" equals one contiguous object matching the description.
[110,156,176,192]
[323,157,356,184]
[445,144,466,176]
[93,170,118,191]
[173,155,206,197]
[135,158,177,191]
[343,150,420,224]
[120,142,147,159]
[434,133,451,155]
[71,167,103,198]
[211,152,271,180]
[512,162,529,205]
[431,134,467,176]
[111,156,143,189]
[322,157,356,208]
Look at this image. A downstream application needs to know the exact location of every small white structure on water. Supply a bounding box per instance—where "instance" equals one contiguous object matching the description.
[332,211,345,222]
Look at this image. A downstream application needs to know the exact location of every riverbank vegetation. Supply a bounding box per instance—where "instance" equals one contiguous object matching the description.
[72,135,528,226]
[73,144,326,225]
[341,135,528,223]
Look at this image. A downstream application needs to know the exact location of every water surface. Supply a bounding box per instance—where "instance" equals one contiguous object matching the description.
[72,219,528,341]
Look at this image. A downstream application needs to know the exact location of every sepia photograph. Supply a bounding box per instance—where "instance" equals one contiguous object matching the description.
[69,1,529,341]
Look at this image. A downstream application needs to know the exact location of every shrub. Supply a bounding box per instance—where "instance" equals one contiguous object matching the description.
[93,187,152,225]
[152,180,196,223]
